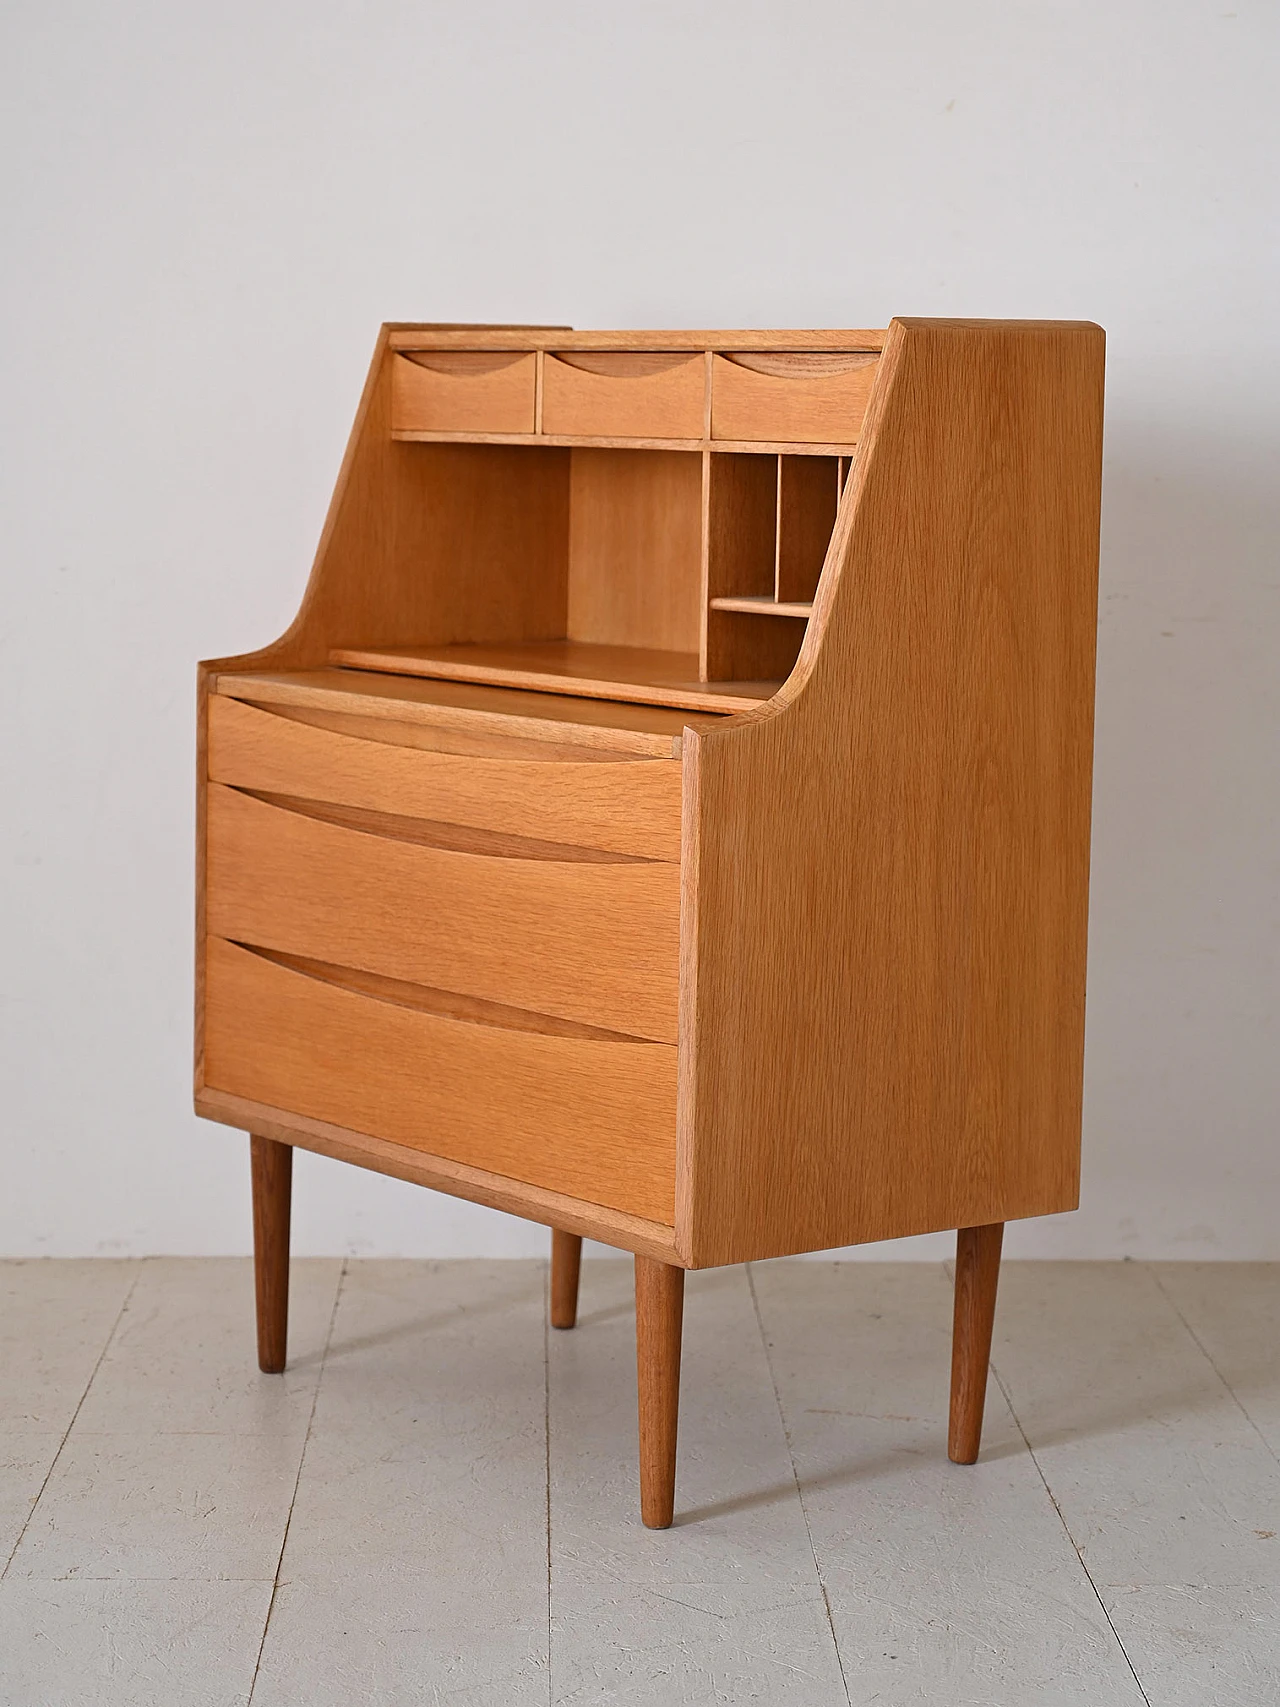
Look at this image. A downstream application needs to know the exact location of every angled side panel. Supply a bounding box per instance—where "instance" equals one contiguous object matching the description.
[677,318,1105,1266]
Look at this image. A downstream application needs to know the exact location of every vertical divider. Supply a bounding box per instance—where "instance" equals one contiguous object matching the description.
[698,447,713,682]
[534,349,545,436]
[773,455,784,602]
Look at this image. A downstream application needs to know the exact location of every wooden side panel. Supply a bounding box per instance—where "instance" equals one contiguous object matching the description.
[680,319,1105,1265]
[542,353,705,438]
[206,785,680,1043]
[566,450,704,654]
[204,939,677,1221]
[207,694,682,859]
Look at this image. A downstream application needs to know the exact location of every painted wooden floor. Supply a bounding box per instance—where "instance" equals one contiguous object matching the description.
[1,1258,1277,1705]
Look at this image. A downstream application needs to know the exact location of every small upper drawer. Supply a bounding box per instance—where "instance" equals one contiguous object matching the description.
[711,352,878,444]
[207,695,681,860]
[391,351,536,434]
[542,352,705,439]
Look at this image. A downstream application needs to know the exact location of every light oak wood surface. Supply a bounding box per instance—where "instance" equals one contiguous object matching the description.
[214,669,709,758]
[204,938,678,1221]
[207,694,682,860]
[328,640,780,714]
[566,449,704,655]
[543,353,706,439]
[391,351,538,434]
[711,353,879,444]
[198,1086,680,1259]
[677,319,1104,1266]
[205,784,680,1044]
[387,328,888,352]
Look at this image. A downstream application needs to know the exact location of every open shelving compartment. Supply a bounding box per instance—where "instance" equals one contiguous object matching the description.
[323,334,883,719]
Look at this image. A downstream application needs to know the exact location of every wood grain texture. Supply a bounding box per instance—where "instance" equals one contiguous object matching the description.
[775,454,838,603]
[678,318,1105,1266]
[550,1230,582,1330]
[949,1222,1004,1463]
[709,596,812,619]
[328,640,779,714]
[566,450,704,654]
[249,1134,291,1373]
[391,351,537,434]
[198,1085,681,1258]
[204,938,678,1221]
[214,669,707,758]
[388,328,888,352]
[702,453,801,682]
[205,784,680,1044]
[711,354,879,444]
[543,353,705,439]
[207,694,682,859]
[635,1256,684,1528]
[234,701,660,763]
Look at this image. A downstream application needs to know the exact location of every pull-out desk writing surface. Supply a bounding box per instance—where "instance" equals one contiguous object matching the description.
[196,319,1105,1526]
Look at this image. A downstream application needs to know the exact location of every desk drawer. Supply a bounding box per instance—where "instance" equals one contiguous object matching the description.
[203,937,676,1220]
[542,353,705,439]
[208,695,681,861]
[711,352,878,444]
[206,784,679,1043]
[391,351,537,434]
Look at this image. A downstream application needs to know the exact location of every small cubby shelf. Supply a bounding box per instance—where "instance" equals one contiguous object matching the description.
[315,335,881,717]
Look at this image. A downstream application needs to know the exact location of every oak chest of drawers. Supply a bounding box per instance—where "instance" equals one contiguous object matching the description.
[196,318,1105,1526]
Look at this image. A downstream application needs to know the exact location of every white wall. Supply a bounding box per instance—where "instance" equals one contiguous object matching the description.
[2,1,1276,1259]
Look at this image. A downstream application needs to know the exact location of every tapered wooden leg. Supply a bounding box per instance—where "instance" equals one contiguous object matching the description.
[550,1229,582,1329]
[250,1134,292,1374]
[949,1222,1004,1463]
[634,1256,684,1528]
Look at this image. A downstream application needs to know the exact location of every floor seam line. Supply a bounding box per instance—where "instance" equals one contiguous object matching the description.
[990,1359,1153,1706]
[1,1259,144,1580]
[247,1254,347,1705]
[1146,1263,1280,1470]
[544,1255,553,1707]
[746,1263,853,1707]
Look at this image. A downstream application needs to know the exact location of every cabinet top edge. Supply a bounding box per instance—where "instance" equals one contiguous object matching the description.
[386,328,891,352]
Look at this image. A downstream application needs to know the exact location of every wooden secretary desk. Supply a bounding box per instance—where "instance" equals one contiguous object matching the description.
[195,318,1104,1527]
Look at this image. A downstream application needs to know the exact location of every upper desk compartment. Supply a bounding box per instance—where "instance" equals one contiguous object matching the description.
[388,333,884,449]
[355,329,889,715]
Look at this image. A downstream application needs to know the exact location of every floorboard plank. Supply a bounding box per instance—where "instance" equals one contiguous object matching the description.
[251,1260,549,1707]
[750,1261,1145,1706]
[548,1261,847,1706]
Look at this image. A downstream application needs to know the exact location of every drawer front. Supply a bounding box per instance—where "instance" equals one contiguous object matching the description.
[711,352,878,444]
[391,351,537,434]
[208,695,681,860]
[204,937,676,1221]
[542,353,705,438]
[206,785,679,1043]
